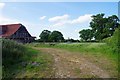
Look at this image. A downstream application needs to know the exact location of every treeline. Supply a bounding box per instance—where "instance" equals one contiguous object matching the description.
[37,30,79,42]
[38,30,64,42]
[79,13,119,41]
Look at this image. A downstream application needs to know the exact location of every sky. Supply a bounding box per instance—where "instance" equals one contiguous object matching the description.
[1,0,120,2]
[0,2,118,39]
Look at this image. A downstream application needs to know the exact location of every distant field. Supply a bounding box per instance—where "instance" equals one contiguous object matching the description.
[29,42,118,60]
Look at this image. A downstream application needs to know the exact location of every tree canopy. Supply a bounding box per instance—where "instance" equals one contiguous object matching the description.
[79,13,119,41]
[49,31,64,42]
[79,29,93,41]
[39,30,51,42]
[39,30,64,42]
[90,13,119,40]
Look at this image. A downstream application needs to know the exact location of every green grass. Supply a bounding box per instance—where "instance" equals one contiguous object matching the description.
[29,42,118,60]
[2,39,54,78]
[14,47,54,78]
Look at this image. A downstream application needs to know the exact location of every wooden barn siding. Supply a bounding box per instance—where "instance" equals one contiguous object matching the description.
[10,25,34,43]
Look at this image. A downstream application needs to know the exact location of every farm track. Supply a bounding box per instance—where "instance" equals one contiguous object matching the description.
[34,47,110,78]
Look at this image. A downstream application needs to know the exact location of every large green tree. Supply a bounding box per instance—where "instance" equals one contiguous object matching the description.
[106,15,119,36]
[49,31,64,42]
[39,30,51,42]
[90,13,107,40]
[79,29,93,41]
[90,13,119,41]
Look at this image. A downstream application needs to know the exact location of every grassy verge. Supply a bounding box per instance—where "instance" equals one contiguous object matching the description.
[2,39,54,78]
[14,47,54,78]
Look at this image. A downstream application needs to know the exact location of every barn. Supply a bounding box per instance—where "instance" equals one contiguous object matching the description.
[0,23,35,43]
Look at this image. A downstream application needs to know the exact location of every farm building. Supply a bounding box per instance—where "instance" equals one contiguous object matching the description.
[0,23,35,43]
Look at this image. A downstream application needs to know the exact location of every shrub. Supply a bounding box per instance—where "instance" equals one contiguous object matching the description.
[103,27,120,53]
[2,39,29,78]
[2,39,26,68]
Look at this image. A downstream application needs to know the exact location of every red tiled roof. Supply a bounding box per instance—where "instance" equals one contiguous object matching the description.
[0,24,21,37]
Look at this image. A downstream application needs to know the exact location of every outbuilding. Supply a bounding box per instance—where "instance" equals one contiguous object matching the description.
[0,23,35,43]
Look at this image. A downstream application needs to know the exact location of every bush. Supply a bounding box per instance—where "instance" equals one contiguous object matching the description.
[2,39,26,69]
[103,27,120,53]
[2,39,31,78]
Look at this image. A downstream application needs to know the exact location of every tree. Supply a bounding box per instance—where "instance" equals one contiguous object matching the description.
[90,13,119,41]
[39,30,51,42]
[49,31,64,42]
[79,29,93,41]
[106,15,119,36]
[90,13,107,40]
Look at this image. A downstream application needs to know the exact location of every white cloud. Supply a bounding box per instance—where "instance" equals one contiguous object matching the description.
[40,16,46,20]
[52,21,66,27]
[0,3,18,25]
[0,16,20,25]
[0,3,5,17]
[48,14,69,22]
[52,20,71,27]
[71,14,92,24]
[48,14,92,27]
[0,3,5,9]
[0,3,24,25]
[0,3,20,25]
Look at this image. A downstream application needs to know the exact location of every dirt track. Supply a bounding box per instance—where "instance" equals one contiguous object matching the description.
[34,47,110,78]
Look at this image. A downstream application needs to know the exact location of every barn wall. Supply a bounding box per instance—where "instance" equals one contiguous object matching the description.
[10,25,35,43]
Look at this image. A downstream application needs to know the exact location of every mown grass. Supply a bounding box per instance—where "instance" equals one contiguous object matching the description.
[29,42,118,77]
[2,39,54,78]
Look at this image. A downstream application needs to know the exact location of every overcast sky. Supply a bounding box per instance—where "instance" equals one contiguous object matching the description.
[0,2,118,39]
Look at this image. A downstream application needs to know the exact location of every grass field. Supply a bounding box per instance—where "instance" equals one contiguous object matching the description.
[29,42,118,60]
